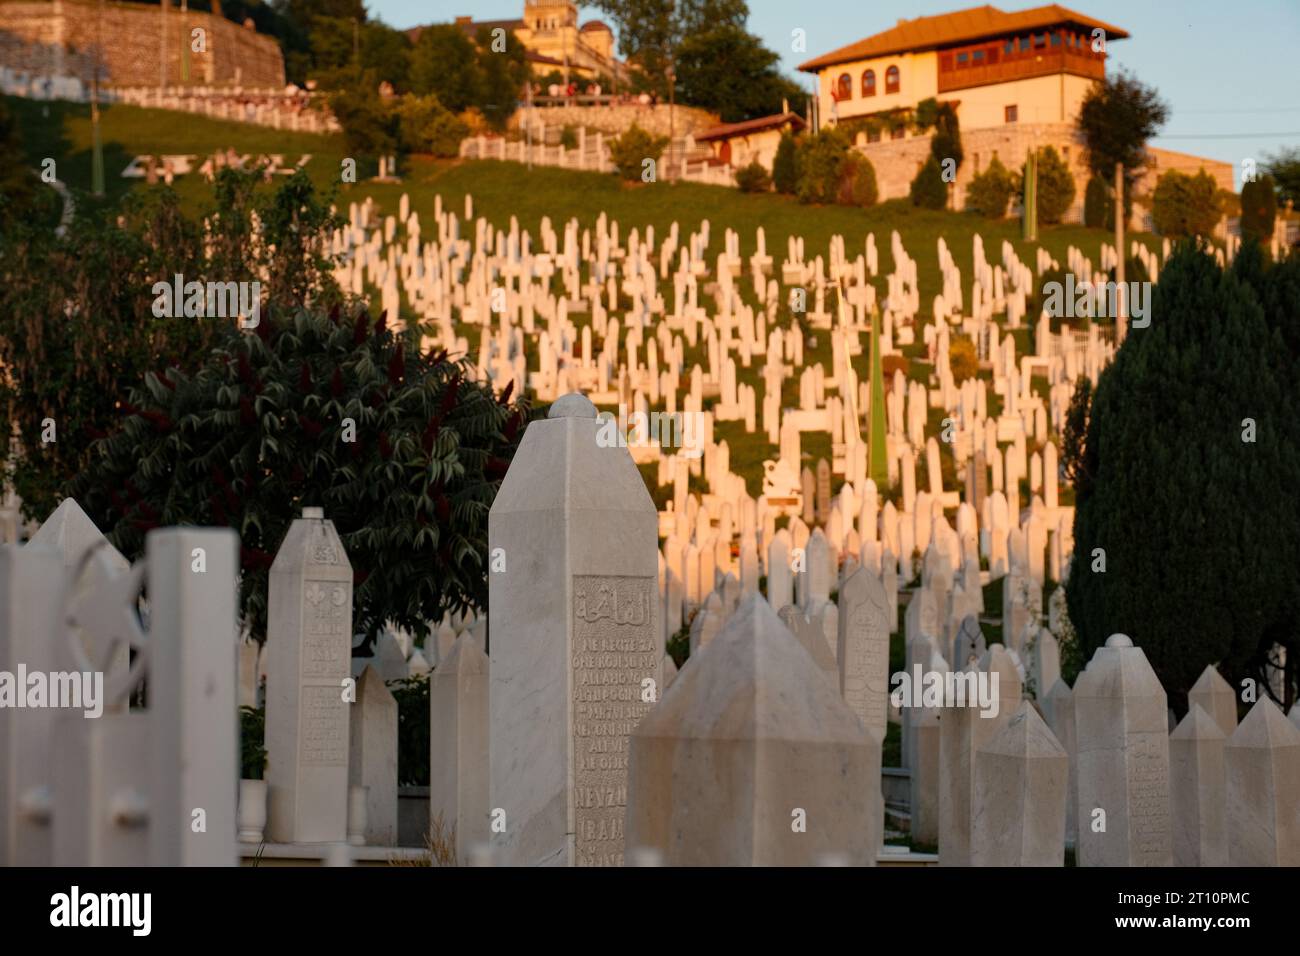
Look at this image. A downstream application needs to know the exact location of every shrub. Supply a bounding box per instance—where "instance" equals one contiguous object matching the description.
[397,94,470,157]
[1024,146,1076,225]
[1067,244,1300,713]
[772,132,799,194]
[1084,174,1110,228]
[836,152,878,207]
[1241,174,1277,247]
[391,674,431,786]
[71,305,531,650]
[1150,168,1220,239]
[240,705,267,780]
[796,129,850,204]
[965,157,1015,219]
[735,160,772,193]
[560,125,579,149]
[607,124,670,182]
[910,155,948,209]
[949,336,978,382]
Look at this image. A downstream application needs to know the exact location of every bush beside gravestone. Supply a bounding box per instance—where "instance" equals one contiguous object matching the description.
[910,155,948,209]
[965,157,1015,219]
[1151,169,1220,239]
[772,132,799,194]
[735,161,772,193]
[608,125,670,182]
[836,153,878,207]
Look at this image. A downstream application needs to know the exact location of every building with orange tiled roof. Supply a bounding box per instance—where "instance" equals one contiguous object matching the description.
[798,4,1127,132]
[794,4,1232,230]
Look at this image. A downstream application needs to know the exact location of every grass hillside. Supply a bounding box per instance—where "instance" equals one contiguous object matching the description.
[13,96,1138,504]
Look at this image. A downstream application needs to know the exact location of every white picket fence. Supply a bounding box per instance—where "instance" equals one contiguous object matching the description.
[0,501,238,865]
[459,132,737,187]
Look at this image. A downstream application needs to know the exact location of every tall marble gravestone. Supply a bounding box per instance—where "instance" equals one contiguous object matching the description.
[1169,704,1226,867]
[1225,698,1300,866]
[265,507,353,844]
[837,566,891,740]
[430,632,489,865]
[349,665,398,846]
[971,704,1068,866]
[0,545,62,865]
[28,499,130,682]
[489,393,660,867]
[1073,635,1171,867]
[626,594,881,865]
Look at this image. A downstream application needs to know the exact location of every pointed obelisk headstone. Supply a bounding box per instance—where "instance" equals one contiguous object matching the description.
[265,507,353,844]
[1225,698,1300,866]
[627,594,881,865]
[27,498,130,682]
[430,633,489,865]
[971,703,1068,866]
[1169,704,1226,867]
[1187,664,1237,738]
[1073,634,1171,866]
[489,393,660,866]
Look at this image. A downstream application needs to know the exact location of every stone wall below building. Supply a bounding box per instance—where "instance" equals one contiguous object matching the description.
[0,0,284,88]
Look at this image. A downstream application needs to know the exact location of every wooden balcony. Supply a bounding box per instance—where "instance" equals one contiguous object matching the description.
[938,49,1104,93]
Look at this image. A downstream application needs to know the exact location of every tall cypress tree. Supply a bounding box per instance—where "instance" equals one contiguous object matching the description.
[1066,243,1300,713]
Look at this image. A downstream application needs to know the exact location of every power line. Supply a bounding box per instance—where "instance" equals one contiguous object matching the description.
[1155,132,1300,139]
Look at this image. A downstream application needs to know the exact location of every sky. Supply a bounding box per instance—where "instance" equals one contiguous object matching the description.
[367,0,1300,182]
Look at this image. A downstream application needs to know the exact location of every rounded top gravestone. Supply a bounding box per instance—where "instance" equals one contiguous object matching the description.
[548,392,597,419]
[1105,633,1133,648]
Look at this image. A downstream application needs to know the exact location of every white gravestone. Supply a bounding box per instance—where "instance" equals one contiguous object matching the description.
[489,393,660,866]
[429,633,489,865]
[1169,704,1226,867]
[836,566,891,740]
[265,507,354,844]
[349,665,398,846]
[1073,635,1171,866]
[626,594,881,865]
[971,704,1068,866]
[1225,698,1300,866]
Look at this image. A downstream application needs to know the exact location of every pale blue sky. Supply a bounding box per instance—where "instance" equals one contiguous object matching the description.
[368,0,1300,179]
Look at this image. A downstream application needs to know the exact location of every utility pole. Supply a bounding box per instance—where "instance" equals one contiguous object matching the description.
[180,0,189,85]
[160,0,167,89]
[1114,161,1127,342]
[92,0,104,196]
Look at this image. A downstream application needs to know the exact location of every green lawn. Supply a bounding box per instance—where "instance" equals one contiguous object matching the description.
[15,96,1143,501]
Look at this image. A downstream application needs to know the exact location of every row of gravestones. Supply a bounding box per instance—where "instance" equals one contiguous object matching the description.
[470,391,1300,866]
[6,391,1296,866]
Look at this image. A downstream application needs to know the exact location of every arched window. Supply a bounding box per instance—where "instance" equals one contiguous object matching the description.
[836,73,852,101]
[885,65,900,94]
[862,69,876,96]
